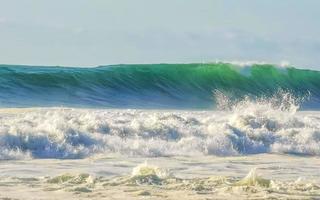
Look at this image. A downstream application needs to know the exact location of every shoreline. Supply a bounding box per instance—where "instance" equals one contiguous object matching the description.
[0,154,319,199]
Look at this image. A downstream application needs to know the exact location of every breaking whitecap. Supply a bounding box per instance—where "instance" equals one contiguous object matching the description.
[0,91,319,159]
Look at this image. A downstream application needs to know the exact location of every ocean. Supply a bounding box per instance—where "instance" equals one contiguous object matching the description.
[1,62,320,199]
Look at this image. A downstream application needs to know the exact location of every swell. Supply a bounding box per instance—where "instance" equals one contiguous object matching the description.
[0,63,320,109]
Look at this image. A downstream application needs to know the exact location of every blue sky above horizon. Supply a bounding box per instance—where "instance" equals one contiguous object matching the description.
[0,0,319,69]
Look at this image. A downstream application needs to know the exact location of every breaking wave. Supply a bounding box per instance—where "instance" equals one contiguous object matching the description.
[1,91,320,159]
[0,63,320,109]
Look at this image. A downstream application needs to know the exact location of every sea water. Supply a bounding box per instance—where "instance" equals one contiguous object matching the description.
[0,63,320,199]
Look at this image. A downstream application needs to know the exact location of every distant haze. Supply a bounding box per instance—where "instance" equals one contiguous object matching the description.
[0,0,319,69]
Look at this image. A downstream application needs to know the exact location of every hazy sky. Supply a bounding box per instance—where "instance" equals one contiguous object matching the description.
[0,0,319,68]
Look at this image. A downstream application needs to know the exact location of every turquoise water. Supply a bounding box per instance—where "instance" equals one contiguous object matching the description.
[0,63,319,109]
[0,63,320,159]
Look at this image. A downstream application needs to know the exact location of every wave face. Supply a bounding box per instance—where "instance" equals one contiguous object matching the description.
[0,63,320,109]
[1,97,320,160]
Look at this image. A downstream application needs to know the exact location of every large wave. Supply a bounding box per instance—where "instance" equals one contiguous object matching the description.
[1,63,320,109]
[1,91,320,160]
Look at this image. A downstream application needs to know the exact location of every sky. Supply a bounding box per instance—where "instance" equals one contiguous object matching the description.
[0,0,320,68]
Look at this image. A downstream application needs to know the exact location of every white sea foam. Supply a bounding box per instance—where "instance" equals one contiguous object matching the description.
[211,60,292,68]
[0,91,319,159]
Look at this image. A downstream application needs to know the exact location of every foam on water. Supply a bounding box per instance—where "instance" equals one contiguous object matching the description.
[42,163,320,198]
[0,91,320,159]
[131,162,169,179]
[235,168,270,187]
[1,159,320,199]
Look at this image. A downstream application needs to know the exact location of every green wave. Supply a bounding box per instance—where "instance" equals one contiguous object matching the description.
[0,63,319,109]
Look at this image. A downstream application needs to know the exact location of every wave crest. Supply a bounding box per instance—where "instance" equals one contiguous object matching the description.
[0,63,319,109]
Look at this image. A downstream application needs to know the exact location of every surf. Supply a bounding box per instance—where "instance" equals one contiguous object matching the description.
[1,92,320,160]
[0,62,320,109]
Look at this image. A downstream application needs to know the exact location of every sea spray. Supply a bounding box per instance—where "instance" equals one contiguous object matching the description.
[130,162,170,185]
[214,89,306,113]
[235,168,270,187]
[0,90,320,159]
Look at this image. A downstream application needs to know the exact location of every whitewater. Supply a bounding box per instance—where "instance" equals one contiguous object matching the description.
[0,95,319,160]
[1,62,320,199]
